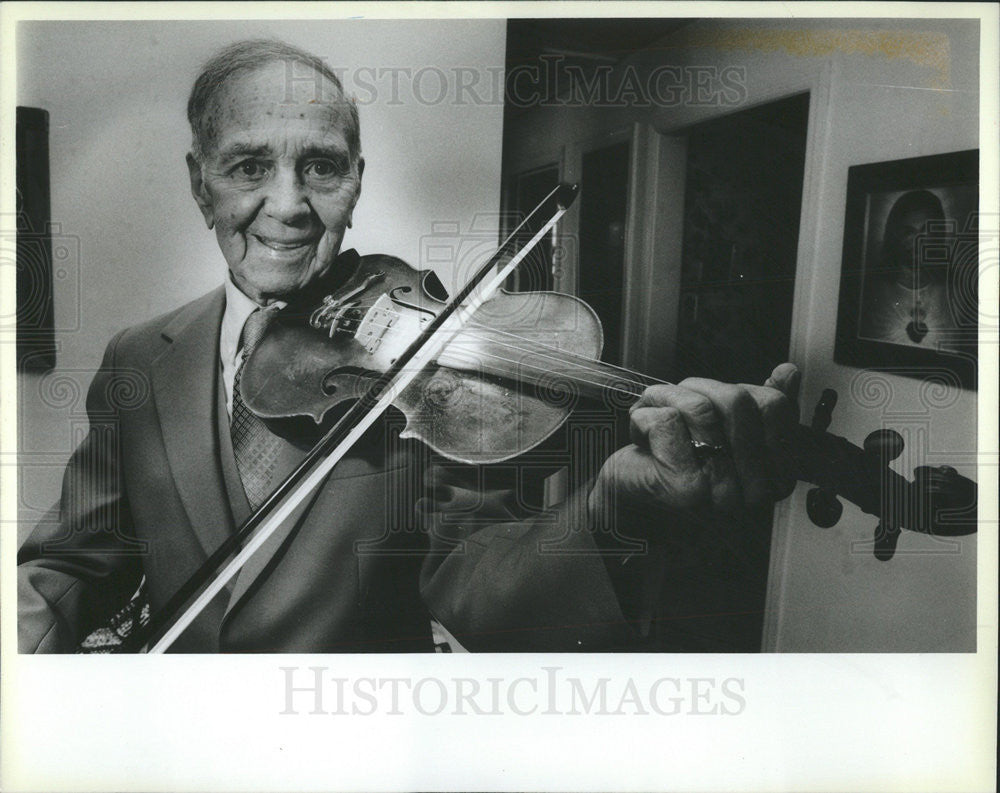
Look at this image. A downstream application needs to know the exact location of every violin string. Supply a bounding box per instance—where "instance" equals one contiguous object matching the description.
[318,304,670,394]
[338,315,665,397]
[331,301,663,385]
[355,318,665,396]
[448,332,661,390]
[430,346,649,401]
[457,321,667,383]
[322,313,668,400]
[462,335,667,395]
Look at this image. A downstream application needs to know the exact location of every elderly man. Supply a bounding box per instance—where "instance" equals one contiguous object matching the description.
[18,39,799,653]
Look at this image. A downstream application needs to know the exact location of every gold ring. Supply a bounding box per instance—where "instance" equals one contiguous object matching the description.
[690,439,727,459]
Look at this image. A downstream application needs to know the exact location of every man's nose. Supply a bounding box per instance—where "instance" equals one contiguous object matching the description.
[262,167,310,224]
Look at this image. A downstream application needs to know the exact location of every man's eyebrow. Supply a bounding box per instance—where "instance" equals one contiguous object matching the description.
[300,144,350,160]
[218,142,270,159]
[216,142,350,161]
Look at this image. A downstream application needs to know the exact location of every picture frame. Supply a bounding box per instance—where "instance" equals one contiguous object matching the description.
[834,149,979,390]
[16,106,57,372]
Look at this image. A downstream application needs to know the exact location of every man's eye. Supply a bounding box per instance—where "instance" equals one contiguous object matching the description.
[306,159,345,178]
[236,160,266,179]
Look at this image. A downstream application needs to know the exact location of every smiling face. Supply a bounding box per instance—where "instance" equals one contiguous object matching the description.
[187,61,363,302]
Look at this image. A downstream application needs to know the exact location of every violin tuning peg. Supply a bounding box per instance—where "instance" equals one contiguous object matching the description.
[873,521,902,562]
[863,429,905,461]
[810,389,838,433]
[806,487,843,528]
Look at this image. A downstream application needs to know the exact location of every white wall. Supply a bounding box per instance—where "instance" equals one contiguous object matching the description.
[503,18,981,651]
[16,20,506,542]
[767,22,979,652]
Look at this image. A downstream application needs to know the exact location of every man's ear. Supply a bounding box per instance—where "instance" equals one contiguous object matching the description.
[186,152,215,229]
[347,157,365,229]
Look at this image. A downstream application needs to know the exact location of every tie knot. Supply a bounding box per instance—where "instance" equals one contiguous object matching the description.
[240,306,278,356]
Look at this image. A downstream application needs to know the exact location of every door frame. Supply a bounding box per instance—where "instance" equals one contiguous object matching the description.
[639,65,833,650]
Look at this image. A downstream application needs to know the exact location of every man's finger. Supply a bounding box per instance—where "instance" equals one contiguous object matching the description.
[629,405,697,470]
[740,383,798,439]
[681,379,769,507]
[741,383,798,500]
[634,384,728,451]
[764,362,801,402]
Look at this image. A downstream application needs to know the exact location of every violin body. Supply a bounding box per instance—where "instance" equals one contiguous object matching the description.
[241,253,608,463]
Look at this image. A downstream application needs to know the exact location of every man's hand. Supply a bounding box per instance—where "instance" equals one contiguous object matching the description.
[589,363,801,522]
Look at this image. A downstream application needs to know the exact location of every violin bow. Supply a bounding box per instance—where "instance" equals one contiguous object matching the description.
[121,184,580,653]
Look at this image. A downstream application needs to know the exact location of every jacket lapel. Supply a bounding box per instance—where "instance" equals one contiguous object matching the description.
[220,414,315,617]
[151,286,235,558]
[222,430,394,623]
[222,460,323,620]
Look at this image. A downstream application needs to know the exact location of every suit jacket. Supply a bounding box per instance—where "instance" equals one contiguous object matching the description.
[19,280,651,653]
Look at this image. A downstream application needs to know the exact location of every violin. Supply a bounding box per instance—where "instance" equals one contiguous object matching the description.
[122,183,977,653]
[242,245,977,540]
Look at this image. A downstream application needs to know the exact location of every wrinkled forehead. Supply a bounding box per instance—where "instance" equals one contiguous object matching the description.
[202,61,353,151]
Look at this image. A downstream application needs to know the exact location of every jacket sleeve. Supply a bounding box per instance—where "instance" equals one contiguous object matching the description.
[18,331,145,653]
[416,429,674,652]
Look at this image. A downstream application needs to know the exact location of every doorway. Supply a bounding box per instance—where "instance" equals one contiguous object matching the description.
[674,93,809,384]
[649,93,809,651]
[509,164,560,294]
[578,140,631,365]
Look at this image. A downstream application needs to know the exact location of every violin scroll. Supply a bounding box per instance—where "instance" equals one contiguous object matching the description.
[802,389,977,560]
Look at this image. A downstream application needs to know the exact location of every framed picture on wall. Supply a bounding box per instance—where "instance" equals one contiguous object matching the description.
[16,106,57,372]
[834,149,979,389]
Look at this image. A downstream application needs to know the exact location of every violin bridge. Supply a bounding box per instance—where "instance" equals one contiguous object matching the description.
[354,292,397,353]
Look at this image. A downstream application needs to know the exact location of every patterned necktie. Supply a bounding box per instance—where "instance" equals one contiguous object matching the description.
[231,307,282,511]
